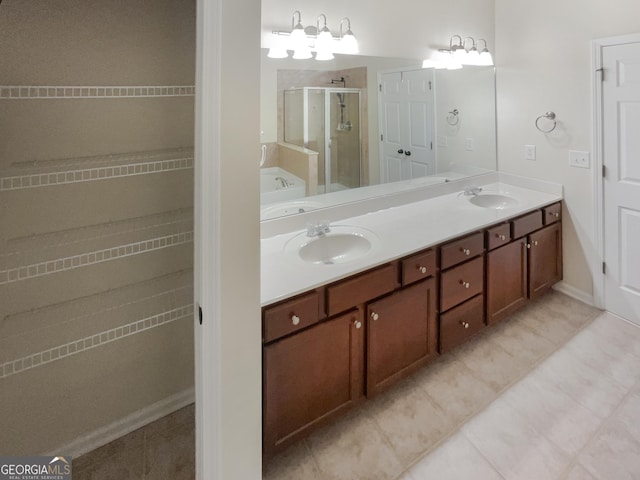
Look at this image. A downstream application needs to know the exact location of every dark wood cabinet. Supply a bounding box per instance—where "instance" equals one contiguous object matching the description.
[263,309,364,455]
[487,239,528,325]
[440,294,485,352]
[529,222,563,299]
[366,279,437,396]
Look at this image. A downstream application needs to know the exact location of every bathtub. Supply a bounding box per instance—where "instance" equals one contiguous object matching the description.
[260,167,306,204]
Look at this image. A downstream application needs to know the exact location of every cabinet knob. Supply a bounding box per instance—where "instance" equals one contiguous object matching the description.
[461,248,471,256]
[370,312,379,321]
[354,320,362,329]
[291,315,300,326]
[526,243,531,249]
[533,240,539,246]
[418,265,427,274]
[498,234,506,241]
[460,321,470,329]
[459,280,470,289]
[553,212,560,217]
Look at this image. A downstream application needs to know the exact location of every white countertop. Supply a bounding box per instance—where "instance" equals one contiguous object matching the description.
[261,175,562,306]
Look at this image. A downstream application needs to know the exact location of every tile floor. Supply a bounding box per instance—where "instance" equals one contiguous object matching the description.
[73,291,640,480]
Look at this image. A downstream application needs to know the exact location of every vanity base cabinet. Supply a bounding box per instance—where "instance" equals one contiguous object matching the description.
[486,240,528,325]
[529,222,563,299]
[366,278,437,397]
[263,309,365,456]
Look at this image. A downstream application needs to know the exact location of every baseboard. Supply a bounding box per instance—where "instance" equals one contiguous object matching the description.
[49,387,195,458]
[553,281,596,307]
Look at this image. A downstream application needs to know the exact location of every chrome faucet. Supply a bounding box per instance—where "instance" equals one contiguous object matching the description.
[463,186,483,196]
[275,176,290,189]
[307,221,331,237]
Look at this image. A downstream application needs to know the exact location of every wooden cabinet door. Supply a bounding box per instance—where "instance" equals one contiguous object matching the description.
[486,239,528,325]
[366,279,437,397]
[528,223,563,300]
[263,310,365,456]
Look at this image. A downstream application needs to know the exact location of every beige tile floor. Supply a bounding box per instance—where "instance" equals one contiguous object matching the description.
[74,291,640,480]
[264,292,640,480]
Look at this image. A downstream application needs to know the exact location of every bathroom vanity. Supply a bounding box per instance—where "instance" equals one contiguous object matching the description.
[260,178,563,456]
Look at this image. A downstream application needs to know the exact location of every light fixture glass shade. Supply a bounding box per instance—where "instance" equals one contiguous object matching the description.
[267,47,289,59]
[446,57,463,70]
[453,46,467,63]
[315,28,334,60]
[340,31,359,54]
[478,50,494,66]
[465,48,480,65]
[290,24,307,49]
[292,45,312,59]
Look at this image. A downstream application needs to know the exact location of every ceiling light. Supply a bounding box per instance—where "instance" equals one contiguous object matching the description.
[315,14,334,60]
[340,18,359,54]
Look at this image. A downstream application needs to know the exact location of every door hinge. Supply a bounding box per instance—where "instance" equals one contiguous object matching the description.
[602,262,606,275]
[596,68,604,82]
[198,305,203,325]
[602,165,607,178]
[429,81,432,90]
[379,84,383,92]
[380,134,384,141]
[430,141,433,150]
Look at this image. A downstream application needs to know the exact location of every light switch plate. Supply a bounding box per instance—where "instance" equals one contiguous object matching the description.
[569,150,590,168]
[525,145,536,161]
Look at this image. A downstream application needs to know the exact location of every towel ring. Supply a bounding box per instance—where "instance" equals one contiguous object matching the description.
[447,109,459,126]
[535,111,557,133]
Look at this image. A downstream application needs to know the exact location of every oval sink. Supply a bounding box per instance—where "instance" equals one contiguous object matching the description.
[286,226,378,265]
[469,194,518,210]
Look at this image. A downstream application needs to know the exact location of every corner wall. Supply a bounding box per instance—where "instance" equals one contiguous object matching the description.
[494,0,639,301]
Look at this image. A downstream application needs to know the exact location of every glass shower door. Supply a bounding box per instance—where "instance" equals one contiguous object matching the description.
[327,90,361,193]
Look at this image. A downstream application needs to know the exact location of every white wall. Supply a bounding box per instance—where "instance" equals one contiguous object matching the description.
[495,0,640,301]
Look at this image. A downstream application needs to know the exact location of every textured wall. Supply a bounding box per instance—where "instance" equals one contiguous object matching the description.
[0,0,195,455]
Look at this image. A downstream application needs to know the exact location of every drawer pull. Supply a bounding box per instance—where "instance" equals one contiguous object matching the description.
[418,265,427,274]
[533,240,539,246]
[527,243,531,249]
[497,234,506,241]
[459,280,470,289]
[291,315,300,326]
[354,320,362,329]
[552,212,560,218]
[461,248,471,256]
[371,312,379,321]
[460,321,470,329]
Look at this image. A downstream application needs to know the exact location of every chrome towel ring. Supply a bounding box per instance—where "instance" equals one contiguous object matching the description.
[535,111,557,133]
[447,109,459,126]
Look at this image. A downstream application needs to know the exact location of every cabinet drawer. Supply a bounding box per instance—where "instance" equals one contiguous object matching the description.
[263,292,319,343]
[486,223,511,251]
[327,264,397,316]
[440,295,484,353]
[511,210,543,239]
[543,202,562,225]
[401,249,436,286]
[440,232,484,269]
[440,256,484,311]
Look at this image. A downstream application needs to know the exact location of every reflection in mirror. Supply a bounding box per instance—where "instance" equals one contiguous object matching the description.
[260,50,496,220]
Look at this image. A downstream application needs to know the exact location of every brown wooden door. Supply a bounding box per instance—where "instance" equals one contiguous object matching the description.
[366,279,437,397]
[486,239,528,325]
[263,309,365,456]
[528,222,563,299]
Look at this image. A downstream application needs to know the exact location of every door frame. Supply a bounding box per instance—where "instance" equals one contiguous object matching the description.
[592,32,640,310]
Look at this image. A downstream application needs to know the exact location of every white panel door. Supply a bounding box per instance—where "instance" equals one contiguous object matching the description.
[380,70,435,182]
[603,40,640,324]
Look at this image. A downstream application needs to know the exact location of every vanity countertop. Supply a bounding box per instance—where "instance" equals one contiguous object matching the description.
[261,175,562,306]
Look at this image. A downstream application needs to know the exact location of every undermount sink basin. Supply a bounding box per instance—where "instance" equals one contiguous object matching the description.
[285,226,379,265]
[469,193,518,210]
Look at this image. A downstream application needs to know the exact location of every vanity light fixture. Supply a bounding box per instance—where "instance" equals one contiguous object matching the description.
[422,35,494,69]
[266,12,359,61]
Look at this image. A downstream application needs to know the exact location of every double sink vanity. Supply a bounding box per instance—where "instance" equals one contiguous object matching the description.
[260,173,563,457]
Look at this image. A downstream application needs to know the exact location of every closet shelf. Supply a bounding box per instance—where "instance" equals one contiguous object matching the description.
[0,208,194,286]
[0,148,194,191]
[0,85,195,100]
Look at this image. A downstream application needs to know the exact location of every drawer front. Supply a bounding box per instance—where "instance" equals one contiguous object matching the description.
[401,249,436,286]
[263,292,319,343]
[511,210,543,239]
[440,232,484,269]
[327,263,398,316]
[440,256,484,311]
[543,202,562,225]
[486,223,511,251]
[440,294,484,353]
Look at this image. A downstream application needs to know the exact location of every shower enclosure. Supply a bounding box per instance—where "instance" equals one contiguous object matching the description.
[284,87,362,194]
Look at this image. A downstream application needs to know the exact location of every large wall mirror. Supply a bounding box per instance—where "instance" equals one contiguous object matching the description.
[260,49,496,220]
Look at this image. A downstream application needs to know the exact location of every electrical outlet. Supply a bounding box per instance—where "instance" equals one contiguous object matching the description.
[465,138,474,151]
[569,150,590,169]
[525,145,536,161]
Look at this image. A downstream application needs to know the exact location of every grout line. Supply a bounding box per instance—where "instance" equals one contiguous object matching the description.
[0,303,194,380]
